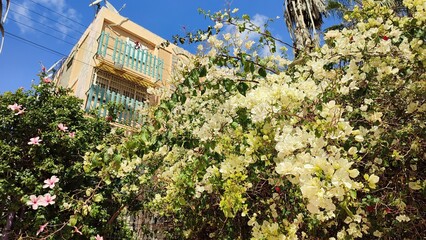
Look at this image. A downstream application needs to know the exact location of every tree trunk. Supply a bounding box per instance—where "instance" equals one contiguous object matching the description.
[2,212,14,240]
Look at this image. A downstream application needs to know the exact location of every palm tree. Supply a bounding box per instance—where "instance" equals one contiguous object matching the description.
[283,0,328,56]
[283,0,406,56]
[0,0,10,53]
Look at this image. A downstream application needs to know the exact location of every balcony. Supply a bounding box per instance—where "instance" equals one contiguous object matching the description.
[97,31,164,81]
[85,84,146,128]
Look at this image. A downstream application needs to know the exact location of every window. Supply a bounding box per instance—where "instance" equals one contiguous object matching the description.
[96,69,149,103]
[126,37,149,64]
[66,56,74,70]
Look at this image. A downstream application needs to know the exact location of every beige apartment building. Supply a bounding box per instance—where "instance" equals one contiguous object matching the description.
[54,5,187,128]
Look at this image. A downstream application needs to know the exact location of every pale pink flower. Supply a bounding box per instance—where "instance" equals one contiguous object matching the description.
[28,137,42,145]
[74,226,83,235]
[58,123,68,132]
[43,77,52,83]
[69,132,76,138]
[8,103,22,112]
[15,108,26,115]
[37,195,49,207]
[95,234,104,240]
[36,222,49,236]
[27,195,40,209]
[26,195,47,209]
[43,193,56,205]
[43,176,59,189]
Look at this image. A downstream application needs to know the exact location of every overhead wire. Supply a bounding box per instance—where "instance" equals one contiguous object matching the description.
[6,30,67,57]
[6,16,100,61]
[5,31,94,68]
[8,8,81,42]
[6,3,176,82]
[26,0,88,28]
[8,18,78,46]
[9,2,112,54]
[10,1,84,35]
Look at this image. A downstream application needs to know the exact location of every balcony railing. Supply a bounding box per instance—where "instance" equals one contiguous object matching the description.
[97,31,164,81]
[85,84,146,127]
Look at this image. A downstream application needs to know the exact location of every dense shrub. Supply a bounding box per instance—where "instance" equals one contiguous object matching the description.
[0,75,133,239]
[84,0,426,239]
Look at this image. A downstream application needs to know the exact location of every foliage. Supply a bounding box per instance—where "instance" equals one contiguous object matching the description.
[84,0,426,239]
[0,75,134,239]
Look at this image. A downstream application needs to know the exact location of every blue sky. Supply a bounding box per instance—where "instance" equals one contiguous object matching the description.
[0,0,336,93]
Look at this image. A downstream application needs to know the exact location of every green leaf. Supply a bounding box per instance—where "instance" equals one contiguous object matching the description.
[237,82,249,96]
[86,188,93,197]
[258,68,267,78]
[250,62,255,73]
[155,109,164,119]
[93,194,103,202]
[223,79,234,92]
[69,215,77,226]
[244,61,250,73]
[199,66,207,78]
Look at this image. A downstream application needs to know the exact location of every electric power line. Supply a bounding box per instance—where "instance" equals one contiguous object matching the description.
[8,8,81,42]
[9,2,107,54]
[5,31,94,68]
[8,18,78,46]
[10,1,84,35]
[26,0,88,28]
[6,30,67,57]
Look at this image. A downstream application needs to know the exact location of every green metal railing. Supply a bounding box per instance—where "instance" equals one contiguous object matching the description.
[97,31,164,81]
[85,84,146,127]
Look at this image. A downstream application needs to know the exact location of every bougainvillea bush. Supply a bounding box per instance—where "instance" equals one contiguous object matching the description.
[84,0,426,239]
[0,75,134,239]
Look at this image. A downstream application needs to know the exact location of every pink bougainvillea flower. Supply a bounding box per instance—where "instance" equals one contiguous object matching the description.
[15,108,26,115]
[43,175,59,189]
[58,123,68,132]
[95,234,104,240]
[43,193,56,205]
[8,103,22,112]
[69,132,76,138]
[43,77,52,83]
[73,226,83,235]
[28,137,42,145]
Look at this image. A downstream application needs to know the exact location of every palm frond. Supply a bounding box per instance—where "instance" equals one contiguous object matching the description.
[0,0,10,53]
[0,23,4,53]
[2,0,11,24]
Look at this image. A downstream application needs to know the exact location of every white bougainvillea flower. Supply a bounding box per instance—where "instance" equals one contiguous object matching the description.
[28,137,42,145]
[396,214,410,222]
[95,234,104,240]
[43,176,59,189]
[364,174,380,189]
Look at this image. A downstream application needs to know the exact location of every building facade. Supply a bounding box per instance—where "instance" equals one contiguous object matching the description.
[54,6,186,128]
